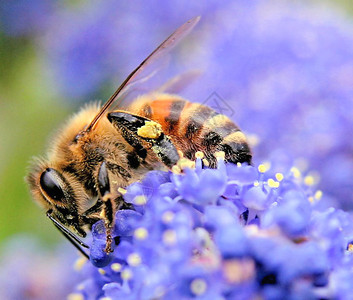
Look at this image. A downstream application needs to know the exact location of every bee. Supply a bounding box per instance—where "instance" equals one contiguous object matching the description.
[26,16,252,258]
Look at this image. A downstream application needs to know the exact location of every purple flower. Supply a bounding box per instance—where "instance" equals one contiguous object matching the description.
[262,189,312,238]
[171,161,227,206]
[90,221,115,267]
[214,224,249,258]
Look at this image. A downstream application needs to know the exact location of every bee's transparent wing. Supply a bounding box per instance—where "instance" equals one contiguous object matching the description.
[155,69,202,94]
[116,68,202,108]
[113,56,171,108]
[86,16,201,132]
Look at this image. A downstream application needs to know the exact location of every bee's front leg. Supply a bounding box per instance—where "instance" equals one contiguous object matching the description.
[108,111,180,168]
[97,161,115,253]
[101,195,114,253]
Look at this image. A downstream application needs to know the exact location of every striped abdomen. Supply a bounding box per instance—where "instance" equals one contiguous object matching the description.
[129,94,252,167]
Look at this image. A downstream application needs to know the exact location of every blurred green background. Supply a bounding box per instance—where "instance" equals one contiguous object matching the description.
[1,0,353,247]
[0,35,70,244]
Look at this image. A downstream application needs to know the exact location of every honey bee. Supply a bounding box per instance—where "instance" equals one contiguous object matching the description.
[26,16,252,258]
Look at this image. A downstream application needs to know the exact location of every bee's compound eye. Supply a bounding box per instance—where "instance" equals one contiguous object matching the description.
[39,168,65,202]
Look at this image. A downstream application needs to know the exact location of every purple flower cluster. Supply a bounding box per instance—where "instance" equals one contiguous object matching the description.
[68,156,353,299]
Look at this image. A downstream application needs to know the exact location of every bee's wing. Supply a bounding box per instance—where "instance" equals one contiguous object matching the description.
[86,16,201,132]
[155,69,202,94]
[116,69,202,108]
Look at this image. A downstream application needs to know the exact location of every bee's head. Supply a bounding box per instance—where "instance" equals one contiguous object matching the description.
[26,163,87,237]
[25,104,108,239]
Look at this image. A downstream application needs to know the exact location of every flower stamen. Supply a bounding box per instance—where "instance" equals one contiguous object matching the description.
[133,195,147,205]
[162,211,175,224]
[134,227,149,240]
[67,293,84,300]
[127,253,142,266]
[111,263,122,272]
[190,278,207,296]
[163,229,177,245]
[121,269,133,281]
[275,173,284,182]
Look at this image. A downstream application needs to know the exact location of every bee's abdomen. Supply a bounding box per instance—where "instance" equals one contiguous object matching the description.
[134,95,252,167]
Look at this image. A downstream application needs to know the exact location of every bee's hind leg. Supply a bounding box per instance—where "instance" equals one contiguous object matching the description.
[108,111,180,168]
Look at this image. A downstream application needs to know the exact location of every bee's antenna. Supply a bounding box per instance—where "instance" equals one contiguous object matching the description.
[47,210,89,259]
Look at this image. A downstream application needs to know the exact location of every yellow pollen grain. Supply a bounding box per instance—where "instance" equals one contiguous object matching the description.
[111,263,122,272]
[195,151,204,159]
[237,162,242,167]
[178,158,195,169]
[314,190,323,200]
[275,173,284,182]
[348,244,353,252]
[202,158,210,167]
[118,187,127,195]
[304,175,315,186]
[308,196,314,203]
[162,211,175,223]
[134,195,147,205]
[73,256,87,271]
[258,164,267,173]
[67,293,84,300]
[137,120,162,139]
[190,278,207,296]
[98,268,106,275]
[261,162,271,172]
[127,253,142,266]
[163,229,177,245]
[267,178,279,188]
[290,167,301,178]
[121,269,133,281]
[253,181,260,187]
[215,151,225,160]
[134,227,148,240]
[172,165,181,174]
